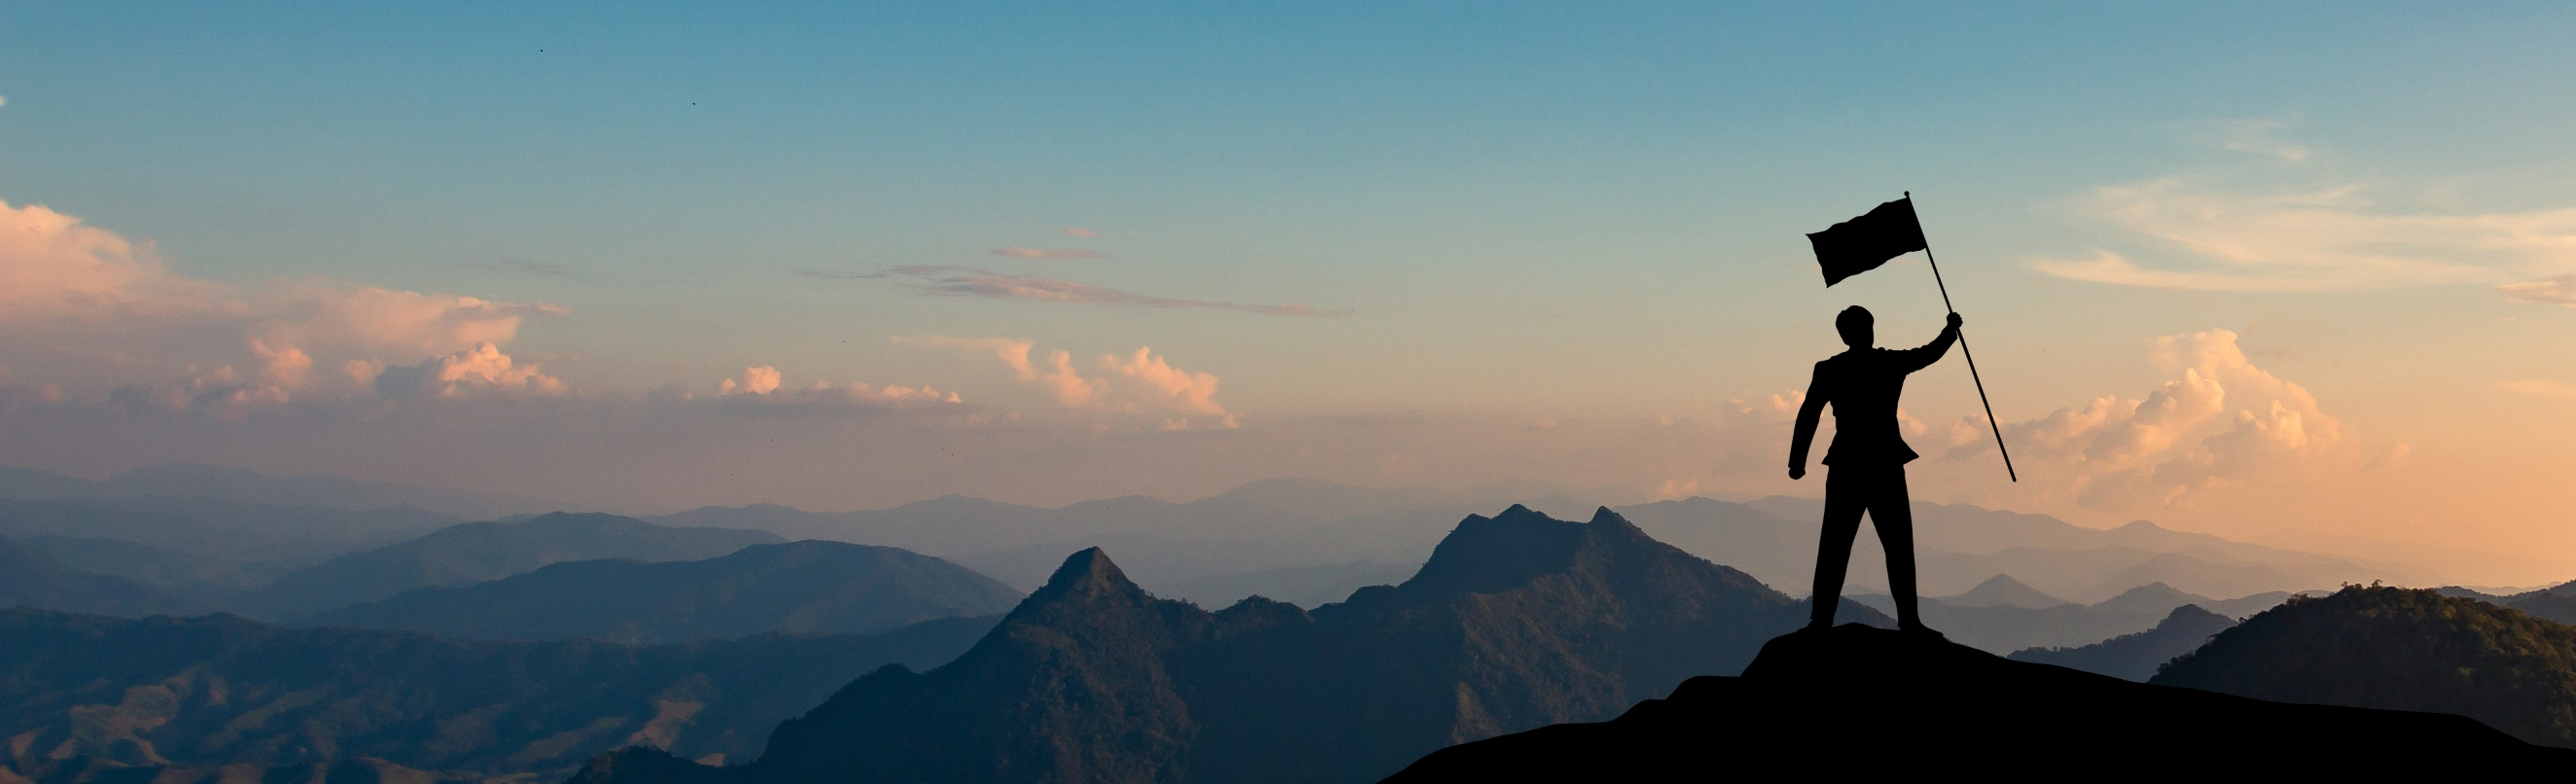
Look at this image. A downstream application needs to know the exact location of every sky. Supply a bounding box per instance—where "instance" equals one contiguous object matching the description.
[4,3,2575,583]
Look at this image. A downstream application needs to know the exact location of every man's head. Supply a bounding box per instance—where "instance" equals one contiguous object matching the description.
[1836,305,1874,348]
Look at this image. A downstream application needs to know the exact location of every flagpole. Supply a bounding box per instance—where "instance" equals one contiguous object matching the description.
[1906,191,2018,482]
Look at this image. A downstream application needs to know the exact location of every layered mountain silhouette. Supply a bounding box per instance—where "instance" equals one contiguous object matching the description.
[2154,586,2576,748]
[1386,624,2571,778]
[0,496,463,582]
[242,513,782,619]
[575,505,1888,784]
[0,462,573,519]
[2008,603,2236,681]
[0,608,998,780]
[1938,573,2068,608]
[0,534,205,617]
[302,540,1023,642]
[1849,581,2294,653]
[1624,495,2420,603]
[2439,580,2576,625]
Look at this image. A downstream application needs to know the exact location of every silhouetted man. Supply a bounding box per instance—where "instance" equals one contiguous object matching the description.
[1789,305,1960,633]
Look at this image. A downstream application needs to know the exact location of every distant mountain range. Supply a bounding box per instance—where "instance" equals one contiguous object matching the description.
[0,534,204,618]
[576,505,1892,784]
[243,512,784,619]
[1623,495,2433,604]
[303,540,1024,643]
[2439,581,2576,625]
[2009,604,2238,681]
[0,608,999,781]
[2155,586,2576,748]
[0,462,576,519]
[0,495,466,583]
[1849,580,2297,653]
[647,479,1608,604]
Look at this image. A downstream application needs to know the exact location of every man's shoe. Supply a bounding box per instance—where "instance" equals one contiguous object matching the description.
[1898,622,1945,638]
[1804,619,1835,632]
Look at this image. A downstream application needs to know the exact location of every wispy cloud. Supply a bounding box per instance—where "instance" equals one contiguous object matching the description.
[468,258,572,276]
[2498,274,2576,306]
[2032,177,2576,293]
[1058,227,1100,238]
[864,266,1342,316]
[2189,117,2311,162]
[2502,379,2576,399]
[991,247,1105,260]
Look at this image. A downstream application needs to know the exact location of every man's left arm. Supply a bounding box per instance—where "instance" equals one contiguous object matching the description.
[1899,312,1964,372]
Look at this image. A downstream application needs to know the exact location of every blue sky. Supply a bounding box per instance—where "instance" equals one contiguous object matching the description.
[5,3,2575,581]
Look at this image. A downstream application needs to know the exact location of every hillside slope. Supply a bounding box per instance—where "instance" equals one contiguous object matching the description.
[2008,604,2236,681]
[2152,586,2576,748]
[0,534,205,617]
[0,609,996,779]
[303,541,1023,642]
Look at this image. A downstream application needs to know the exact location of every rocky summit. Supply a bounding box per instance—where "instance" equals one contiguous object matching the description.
[1386,623,2573,779]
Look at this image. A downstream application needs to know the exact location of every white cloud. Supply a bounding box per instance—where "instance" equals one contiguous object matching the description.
[896,336,1232,427]
[372,342,566,400]
[2033,177,2576,293]
[1103,346,1234,427]
[0,198,566,401]
[1941,329,2378,510]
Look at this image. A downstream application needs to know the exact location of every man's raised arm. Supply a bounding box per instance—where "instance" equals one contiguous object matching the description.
[1898,312,1965,373]
[1788,365,1829,480]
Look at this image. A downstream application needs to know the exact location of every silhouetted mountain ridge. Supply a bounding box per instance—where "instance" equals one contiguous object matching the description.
[2008,604,2236,681]
[2154,586,2576,748]
[0,608,997,780]
[575,505,1889,784]
[242,512,782,619]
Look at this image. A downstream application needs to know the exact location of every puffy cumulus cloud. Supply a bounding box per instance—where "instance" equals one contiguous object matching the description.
[2032,177,2576,293]
[371,342,567,401]
[704,363,961,413]
[864,266,1342,316]
[1935,330,2380,510]
[896,337,1233,427]
[0,198,566,405]
[0,199,222,319]
[990,247,1105,260]
[718,366,784,396]
[1103,347,1235,428]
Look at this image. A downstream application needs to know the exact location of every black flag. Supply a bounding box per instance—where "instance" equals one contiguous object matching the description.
[1807,197,1927,287]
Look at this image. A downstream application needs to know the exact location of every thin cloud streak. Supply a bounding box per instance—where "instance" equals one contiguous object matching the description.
[868,266,1344,316]
[2033,176,2576,294]
[992,247,1105,260]
[2498,274,2576,306]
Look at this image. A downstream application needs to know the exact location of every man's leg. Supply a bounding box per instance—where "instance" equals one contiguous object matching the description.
[1867,465,1924,629]
[1808,467,1868,626]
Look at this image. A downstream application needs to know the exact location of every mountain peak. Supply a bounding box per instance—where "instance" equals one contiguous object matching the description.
[1025,547,1146,607]
[1942,574,2069,609]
